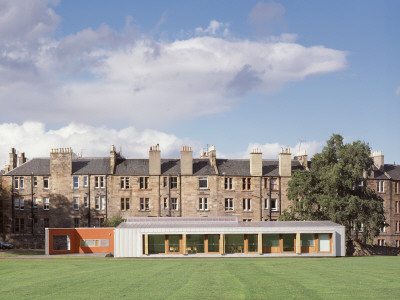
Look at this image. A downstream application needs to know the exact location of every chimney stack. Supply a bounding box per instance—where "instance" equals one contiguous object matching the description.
[18,152,26,166]
[208,145,219,174]
[149,144,161,175]
[279,148,292,177]
[295,150,308,169]
[250,148,262,176]
[180,146,193,175]
[9,148,17,171]
[50,147,73,175]
[110,145,120,174]
[371,150,384,169]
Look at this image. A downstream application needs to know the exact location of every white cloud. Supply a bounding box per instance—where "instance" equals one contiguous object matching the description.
[0,122,202,168]
[234,140,324,159]
[0,0,59,42]
[195,20,229,36]
[0,36,347,125]
[0,122,325,169]
[0,1,347,128]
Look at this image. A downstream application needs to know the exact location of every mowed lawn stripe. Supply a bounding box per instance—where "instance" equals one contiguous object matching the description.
[57,260,192,299]
[240,258,325,299]
[0,257,400,299]
[165,260,248,300]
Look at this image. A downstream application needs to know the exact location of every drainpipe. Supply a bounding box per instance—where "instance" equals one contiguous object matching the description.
[31,173,34,235]
[269,178,272,220]
[168,176,171,217]
[179,175,182,217]
[388,180,392,244]
[12,176,15,233]
[259,176,262,221]
[279,177,282,216]
[88,175,91,227]
[105,175,108,220]
[158,175,161,217]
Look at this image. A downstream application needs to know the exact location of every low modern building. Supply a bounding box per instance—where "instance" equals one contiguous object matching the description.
[114,217,346,257]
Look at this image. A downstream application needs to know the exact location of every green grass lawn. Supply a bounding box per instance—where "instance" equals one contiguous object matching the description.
[0,256,399,299]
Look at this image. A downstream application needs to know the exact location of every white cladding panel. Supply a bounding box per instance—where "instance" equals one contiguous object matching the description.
[115,228,139,258]
[335,226,346,257]
[115,223,346,257]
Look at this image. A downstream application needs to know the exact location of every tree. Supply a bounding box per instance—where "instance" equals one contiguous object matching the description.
[280,134,386,245]
[103,214,124,227]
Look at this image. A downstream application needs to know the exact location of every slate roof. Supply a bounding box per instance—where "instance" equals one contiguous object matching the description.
[114,159,149,175]
[384,164,400,180]
[193,159,217,175]
[5,158,112,176]
[372,167,389,180]
[291,160,304,171]
[367,164,400,181]
[217,159,303,176]
[72,158,111,175]
[6,155,396,179]
[113,158,216,175]
[5,158,50,176]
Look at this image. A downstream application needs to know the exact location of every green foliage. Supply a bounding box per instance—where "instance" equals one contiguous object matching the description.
[280,134,386,243]
[103,214,123,227]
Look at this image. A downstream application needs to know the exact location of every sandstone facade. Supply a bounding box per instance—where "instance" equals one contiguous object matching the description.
[1,146,399,249]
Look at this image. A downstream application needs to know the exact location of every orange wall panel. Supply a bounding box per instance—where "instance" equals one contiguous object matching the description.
[48,228,114,254]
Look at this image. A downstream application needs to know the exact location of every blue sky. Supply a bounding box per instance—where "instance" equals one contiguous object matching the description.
[0,0,399,166]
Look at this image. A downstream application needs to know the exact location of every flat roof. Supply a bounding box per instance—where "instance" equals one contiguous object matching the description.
[126,216,239,223]
[117,218,341,229]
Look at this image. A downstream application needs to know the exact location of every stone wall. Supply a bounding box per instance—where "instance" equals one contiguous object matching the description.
[367,179,400,247]
[352,240,400,256]
[2,233,45,249]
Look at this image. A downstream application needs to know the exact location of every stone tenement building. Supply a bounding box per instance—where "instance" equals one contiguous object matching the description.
[1,145,400,248]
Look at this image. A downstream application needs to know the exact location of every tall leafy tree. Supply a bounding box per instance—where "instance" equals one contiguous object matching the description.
[280,134,386,244]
